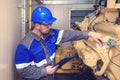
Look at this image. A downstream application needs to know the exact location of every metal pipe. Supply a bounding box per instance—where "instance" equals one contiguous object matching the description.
[21,0,26,38]
[43,0,94,4]
[29,0,32,29]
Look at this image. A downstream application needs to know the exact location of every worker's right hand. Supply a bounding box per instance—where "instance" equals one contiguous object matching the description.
[46,65,59,75]
[88,31,104,46]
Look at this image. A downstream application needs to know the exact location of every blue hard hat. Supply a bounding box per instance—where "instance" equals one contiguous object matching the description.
[31,6,56,24]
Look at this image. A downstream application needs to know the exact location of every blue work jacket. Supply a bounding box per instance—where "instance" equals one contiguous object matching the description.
[15,29,88,80]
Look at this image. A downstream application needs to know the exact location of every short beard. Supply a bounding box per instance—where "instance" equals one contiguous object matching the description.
[39,30,50,35]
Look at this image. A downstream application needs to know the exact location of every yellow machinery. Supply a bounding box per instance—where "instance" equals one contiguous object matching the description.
[55,0,120,80]
[55,45,81,73]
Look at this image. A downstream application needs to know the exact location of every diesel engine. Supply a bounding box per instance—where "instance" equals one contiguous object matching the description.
[55,0,120,80]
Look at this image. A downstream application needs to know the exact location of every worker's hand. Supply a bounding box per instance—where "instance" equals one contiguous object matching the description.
[46,65,59,75]
[88,31,103,46]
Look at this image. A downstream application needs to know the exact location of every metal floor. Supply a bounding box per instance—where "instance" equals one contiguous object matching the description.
[54,67,108,80]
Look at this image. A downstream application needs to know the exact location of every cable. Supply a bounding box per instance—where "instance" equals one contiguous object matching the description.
[112,53,120,58]
[108,47,120,68]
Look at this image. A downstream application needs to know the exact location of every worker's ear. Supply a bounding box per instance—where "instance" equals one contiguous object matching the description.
[34,23,41,29]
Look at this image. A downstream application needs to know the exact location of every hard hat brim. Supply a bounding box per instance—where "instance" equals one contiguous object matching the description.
[44,17,57,24]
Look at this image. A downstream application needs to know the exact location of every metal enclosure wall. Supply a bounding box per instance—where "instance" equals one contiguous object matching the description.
[32,4,94,30]
[0,0,21,80]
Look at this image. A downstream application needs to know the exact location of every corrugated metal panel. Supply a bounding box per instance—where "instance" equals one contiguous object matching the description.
[42,4,94,30]
[35,0,94,4]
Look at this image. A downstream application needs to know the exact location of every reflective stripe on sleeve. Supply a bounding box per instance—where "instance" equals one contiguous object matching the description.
[16,59,47,69]
[55,30,64,44]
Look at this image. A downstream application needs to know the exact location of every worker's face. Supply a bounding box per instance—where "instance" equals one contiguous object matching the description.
[39,24,52,34]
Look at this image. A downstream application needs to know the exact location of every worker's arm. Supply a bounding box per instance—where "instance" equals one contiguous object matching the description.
[55,30,103,46]
[15,44,47,79]
[61,30,89,43]
[55,30,88,44]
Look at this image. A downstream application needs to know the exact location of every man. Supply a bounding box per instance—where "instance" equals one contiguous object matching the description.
[15,6,103,80]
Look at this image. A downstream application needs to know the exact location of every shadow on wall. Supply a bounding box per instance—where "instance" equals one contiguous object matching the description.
[13,65,22,80]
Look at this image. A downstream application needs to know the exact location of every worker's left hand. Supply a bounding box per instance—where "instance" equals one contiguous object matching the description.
[88,31,104,46]
[46,65,59,75]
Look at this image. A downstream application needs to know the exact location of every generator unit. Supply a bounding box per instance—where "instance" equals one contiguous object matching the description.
[55,0,120,80]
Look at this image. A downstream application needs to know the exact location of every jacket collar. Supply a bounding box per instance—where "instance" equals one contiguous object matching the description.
[29,29,54,41]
